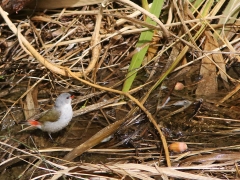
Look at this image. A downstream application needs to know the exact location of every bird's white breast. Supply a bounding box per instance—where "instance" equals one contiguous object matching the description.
[40,104,73,133]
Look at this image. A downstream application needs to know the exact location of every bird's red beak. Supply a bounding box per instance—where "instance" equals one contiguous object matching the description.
[70,95,74,99]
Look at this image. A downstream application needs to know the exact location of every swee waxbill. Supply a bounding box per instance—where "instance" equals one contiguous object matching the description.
[27,93,73,140]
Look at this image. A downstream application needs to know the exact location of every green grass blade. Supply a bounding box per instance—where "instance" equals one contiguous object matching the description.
[122,0,164,92]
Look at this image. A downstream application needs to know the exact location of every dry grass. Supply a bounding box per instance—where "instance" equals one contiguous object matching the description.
[0,0,240,179]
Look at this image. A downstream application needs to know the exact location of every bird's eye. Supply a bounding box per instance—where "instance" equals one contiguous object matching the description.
[66,97,69,99]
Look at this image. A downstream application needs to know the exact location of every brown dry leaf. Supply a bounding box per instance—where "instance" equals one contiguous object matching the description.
[210,41,228,83]
[27,0,104,9]
[52,28,64,37]
[31,16,62,26]
[144,35,160,65]
[196,31,218,96]
[23,86,39,119]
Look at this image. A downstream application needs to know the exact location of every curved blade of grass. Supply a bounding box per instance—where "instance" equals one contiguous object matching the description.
[193,0,214,40]
[122,0,164,92]
[141,0,149,11]
[216,0,240,36]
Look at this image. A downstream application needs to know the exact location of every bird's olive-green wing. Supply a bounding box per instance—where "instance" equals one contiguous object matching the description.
[37,109,61,123]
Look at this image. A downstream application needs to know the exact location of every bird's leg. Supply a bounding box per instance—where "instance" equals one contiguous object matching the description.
[48,132,54,141]
[48,132,60,145]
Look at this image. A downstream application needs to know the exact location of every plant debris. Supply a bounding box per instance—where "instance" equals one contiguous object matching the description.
[0,0,240,179]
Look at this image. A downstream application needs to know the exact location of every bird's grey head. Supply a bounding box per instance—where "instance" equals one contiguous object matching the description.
[55,93,72,107]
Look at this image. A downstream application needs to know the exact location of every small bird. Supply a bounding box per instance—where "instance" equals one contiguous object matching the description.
[27,93,73,140]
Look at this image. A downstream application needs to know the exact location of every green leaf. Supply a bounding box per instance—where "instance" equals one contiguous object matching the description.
[122,0,164,92]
